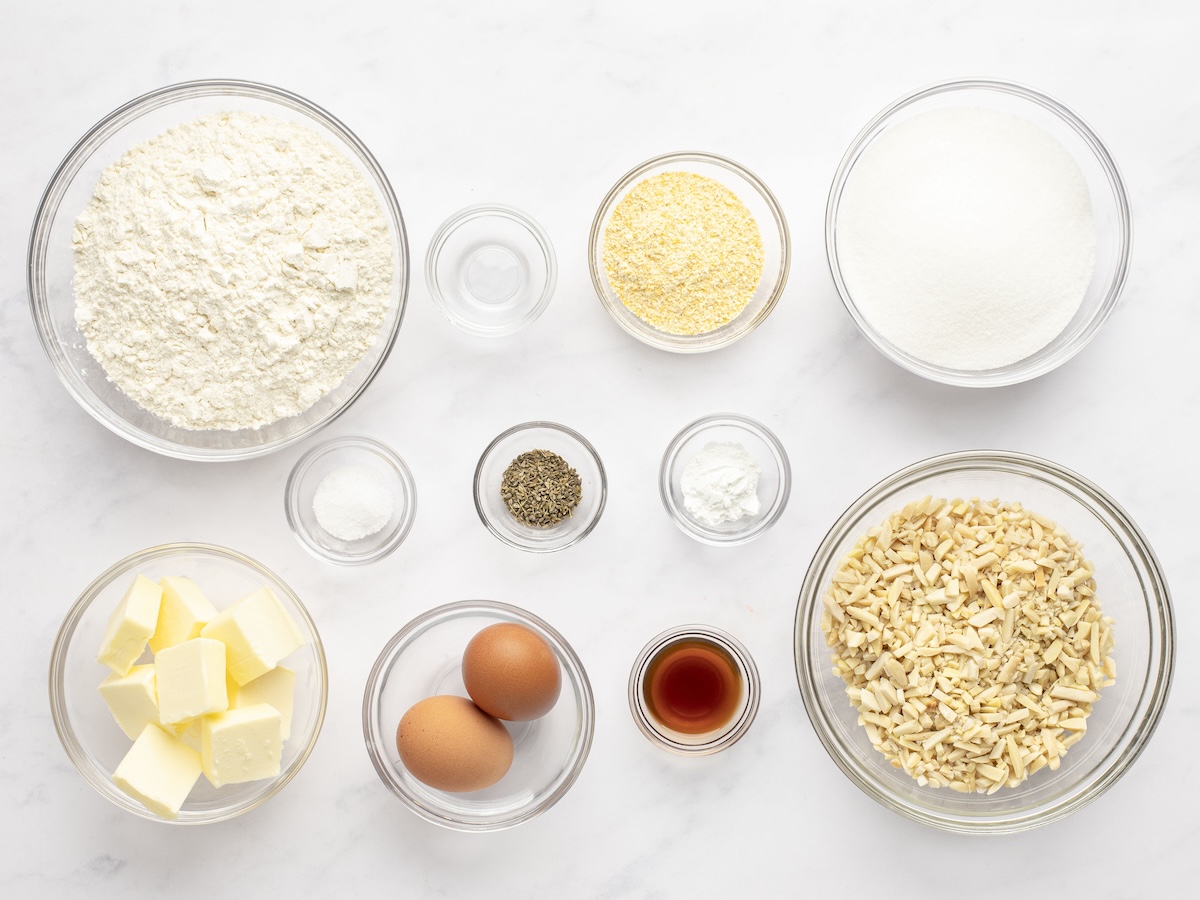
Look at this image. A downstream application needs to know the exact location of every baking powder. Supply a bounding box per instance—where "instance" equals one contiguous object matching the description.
[681,442,761,527]
[73,112,393,430]
[837,106,1096,370]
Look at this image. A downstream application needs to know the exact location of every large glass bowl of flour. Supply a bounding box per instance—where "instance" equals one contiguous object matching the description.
[826,80,1131,388]
[28,80,409,460]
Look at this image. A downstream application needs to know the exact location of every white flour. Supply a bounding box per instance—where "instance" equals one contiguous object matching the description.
[681,442,761,527]
[73,112,393,430]
[837,107,1096,371]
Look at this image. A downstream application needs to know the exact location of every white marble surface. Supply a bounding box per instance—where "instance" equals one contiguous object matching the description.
[3,1,1198,896]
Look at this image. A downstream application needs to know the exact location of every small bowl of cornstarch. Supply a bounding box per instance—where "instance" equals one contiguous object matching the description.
[659,413,791,546]
[826,79,1131,387]
[28,79,409,459]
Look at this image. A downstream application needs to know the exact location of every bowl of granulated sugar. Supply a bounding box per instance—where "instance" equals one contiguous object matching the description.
[28,80,409,459]
[826,79,1131,387]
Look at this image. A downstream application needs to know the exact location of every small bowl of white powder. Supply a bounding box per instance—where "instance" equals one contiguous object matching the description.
[826,79,1131,387]
[659,414,791,546]
[28,80,408,459]
[285,435,417,565]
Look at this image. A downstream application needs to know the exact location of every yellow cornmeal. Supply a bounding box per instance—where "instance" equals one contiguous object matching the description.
[603,171,764,335]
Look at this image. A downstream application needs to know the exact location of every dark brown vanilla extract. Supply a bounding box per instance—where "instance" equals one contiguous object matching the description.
[643,638,741,734]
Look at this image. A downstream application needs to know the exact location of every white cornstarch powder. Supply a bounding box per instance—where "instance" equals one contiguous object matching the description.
[681,442,761,527]
[313,465,394,542]
[73,112,393,430]
[837,107,1096,371]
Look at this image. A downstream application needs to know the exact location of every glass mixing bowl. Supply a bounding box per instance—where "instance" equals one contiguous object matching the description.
[425,204,557,336]
[285,434,418,566]
[659,413,791,546]
[826,79,1131,387]
[473,421,607,553]
[589,151,790,353]
[27,79,409,459]
[628,624,761,755]
[795,451,1173,833]
[49,543,328,824]
[362,600,594,831]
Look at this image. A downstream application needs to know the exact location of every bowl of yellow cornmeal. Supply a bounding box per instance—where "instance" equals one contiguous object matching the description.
[588,150,790,353]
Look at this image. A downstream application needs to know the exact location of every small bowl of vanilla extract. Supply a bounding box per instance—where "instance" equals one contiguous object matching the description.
[628,625,760,755]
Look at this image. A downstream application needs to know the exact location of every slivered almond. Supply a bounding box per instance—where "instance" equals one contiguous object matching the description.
[1044,639,1064,664]
[1049,685,1098,703]
[884,657,908,685]
[846,606,882,629]
[981,579,1004,610]
[880,563,912,582]
[820,497,1114,794]
[968,607,1003,627]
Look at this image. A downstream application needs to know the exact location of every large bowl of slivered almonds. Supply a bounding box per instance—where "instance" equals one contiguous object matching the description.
[588,150,791,353]
[28,80,409,460]
[50,543,327,823]
[794,450,1173,834]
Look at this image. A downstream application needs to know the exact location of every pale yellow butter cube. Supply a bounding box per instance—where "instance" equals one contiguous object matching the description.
[149,576,218,653]
[96,662,188,739]
[200,703,283,788]
[98,664,160,740]
[113,724,202,819]
[97,574,163,675]
[155,637,228,725]
[173,673,240,752]
[236,666,296,740]
[200,586,305,686]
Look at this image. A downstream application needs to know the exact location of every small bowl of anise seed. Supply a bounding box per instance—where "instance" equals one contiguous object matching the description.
[473,421,607,553]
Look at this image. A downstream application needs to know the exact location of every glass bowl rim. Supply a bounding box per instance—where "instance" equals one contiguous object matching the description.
[627,623,762,755]
[658,412,792,546]
[48,541,329,824]
[284,434,418,566]
[27,77,411,460]
[360,598,596,831]
[472,420,608,553]
[424,202,558,337]
[587,149,792,354]
[824,77,1132,388]
[793,448,1175,833]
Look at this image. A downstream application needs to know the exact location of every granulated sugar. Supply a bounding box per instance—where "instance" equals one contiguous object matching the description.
[837,107,1096,371]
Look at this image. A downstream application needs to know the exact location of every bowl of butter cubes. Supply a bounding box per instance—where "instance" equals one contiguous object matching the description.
[49,543,328,823]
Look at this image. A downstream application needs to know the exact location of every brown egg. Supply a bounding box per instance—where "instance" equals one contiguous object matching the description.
[463,622,562,721]
[395,695,514,792]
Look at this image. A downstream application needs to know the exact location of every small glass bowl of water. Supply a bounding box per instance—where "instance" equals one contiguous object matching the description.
[425,204,557,337]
